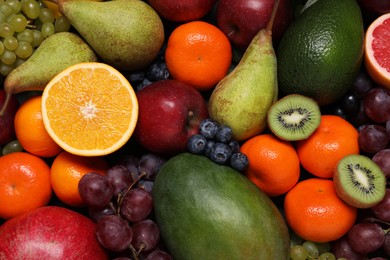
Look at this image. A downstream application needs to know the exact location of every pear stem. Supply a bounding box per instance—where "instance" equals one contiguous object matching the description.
[266,0,280,33]
[0,92,11,117]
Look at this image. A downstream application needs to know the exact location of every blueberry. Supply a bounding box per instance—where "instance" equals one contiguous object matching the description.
[146,62,170,82]
[229,140,240,154]
[187,134,207,155]
[136,78,153,92]
[204,139,215,157]
[230,152,249,172]
[215,125,233,143]
[209,143,232,165]
[199,118,219,139]
[127,71,145,85]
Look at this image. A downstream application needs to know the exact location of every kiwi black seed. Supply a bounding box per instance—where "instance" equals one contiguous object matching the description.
[267,94,321,141]
[334,154,386,209]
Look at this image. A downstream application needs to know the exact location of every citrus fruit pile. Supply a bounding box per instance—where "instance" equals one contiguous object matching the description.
[0,0,390,259]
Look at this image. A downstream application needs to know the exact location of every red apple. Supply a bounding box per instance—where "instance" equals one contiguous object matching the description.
[147,0,217,22]
[216,0,293,50]
[0,206,109,260]
[0,90,19,145]
[134,79,208,155]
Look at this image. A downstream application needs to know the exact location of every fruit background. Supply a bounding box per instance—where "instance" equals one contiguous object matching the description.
[0,0,390,259]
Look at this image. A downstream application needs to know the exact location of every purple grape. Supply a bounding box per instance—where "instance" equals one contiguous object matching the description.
[120,188,153,222]
[372,149,390,177]
[386,120,390,139]
[120,154,140,180]
[78,172,114,209]
[383,231,390,256]
[358,125,389,154]
[95,215,133,252]
[88,204,116,222]
[145,250,173,260]
[340,91,361,116]
[331,236,367,260]
[363,87,390,123]
[349,104,372,128]
[371,189,390,222]
[138,153,166,181]
[137,180,154,194]
[351,71,375,99]
[131,219,160,252]
[347,222,385,254]
[107,165,134,196]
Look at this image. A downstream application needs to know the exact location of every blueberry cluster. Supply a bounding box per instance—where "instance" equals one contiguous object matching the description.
[125,45,170,92]
[187,118,249,172]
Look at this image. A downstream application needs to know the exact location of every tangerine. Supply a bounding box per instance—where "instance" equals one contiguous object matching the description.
[364,13,390,90]
[284,178,357,242]
[14,95,63,158]
[240,133,300,197]
[0,152,52,219]
[165,20,232,91]
[50,151,109,207]
[296,115,359,178]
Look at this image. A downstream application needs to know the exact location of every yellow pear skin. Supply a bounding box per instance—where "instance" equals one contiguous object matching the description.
[208,27,278,141]
[4,32,98,94]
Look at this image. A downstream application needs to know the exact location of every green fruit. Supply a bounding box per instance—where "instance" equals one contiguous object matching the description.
[153,153,290,260]
[277,0,364,106]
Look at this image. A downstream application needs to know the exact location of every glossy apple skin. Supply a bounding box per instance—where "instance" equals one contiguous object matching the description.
[147,0,217,22]
[0,90,19,145]
[216,0,293,50]
[0,206,109,260]
[134,79,208,156]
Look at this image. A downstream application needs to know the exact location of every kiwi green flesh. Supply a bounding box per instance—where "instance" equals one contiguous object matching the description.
[334,154,386,209]
[267,94,321,141]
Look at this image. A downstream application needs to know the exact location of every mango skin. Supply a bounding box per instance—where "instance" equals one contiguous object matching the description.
[153,153,290,260]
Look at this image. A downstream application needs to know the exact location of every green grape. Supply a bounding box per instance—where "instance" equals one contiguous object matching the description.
[14,40,32,58]
[302,241,319,258]
[54,15,70,32]
[22,0,40,19]
[0,41,5,55]
[0,22,14,37]
[16,28,34,43]
[318,252,336,260]
[2,140,23,155]
[31,28,42,47]
[40,21,53,38]
[0,13,7,23]
[3,36,18,50]
[290,231,304,248]
[290,245,308,260]
[6,0,22,13]
[15,56,26,66]
[0,61,14,75]
[7,13,27,32]
[0,3,13,16]
[38,7,53,23]
[315,242,331,255]
[1,49,16,64]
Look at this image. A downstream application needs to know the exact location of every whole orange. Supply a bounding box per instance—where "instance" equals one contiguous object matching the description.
[240,133,300,197]
[165,20,232,91]
[0,152,52,219]
[14,95,62,158]
[50,151,109,207]
[284,178,357,243]
[296,115,359,178]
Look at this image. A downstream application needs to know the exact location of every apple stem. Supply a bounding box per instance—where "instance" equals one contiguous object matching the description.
[0,92,11,117]
[266,0,280,33]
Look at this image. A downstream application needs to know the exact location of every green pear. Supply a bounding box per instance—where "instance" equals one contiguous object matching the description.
[4,32,98,94]
[208,1,279,141]
[55,0,165,71]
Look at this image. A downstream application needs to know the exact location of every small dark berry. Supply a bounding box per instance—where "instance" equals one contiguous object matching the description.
[209,143,232,165]
[215,125,233,143]
[204,139,216,157]
[146,62,170,82]
[229,140,240,154]
[199,118,219,139]
[230,153,249,172]
[187,134,207,154]
[127,71,145,85]
[136,78,153,92]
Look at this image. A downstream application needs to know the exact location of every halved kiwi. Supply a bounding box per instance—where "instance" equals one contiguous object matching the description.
[334,154,386,209]
[267,94,321,141]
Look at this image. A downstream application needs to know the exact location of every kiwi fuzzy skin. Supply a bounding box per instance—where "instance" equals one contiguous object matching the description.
[333,154,386,209]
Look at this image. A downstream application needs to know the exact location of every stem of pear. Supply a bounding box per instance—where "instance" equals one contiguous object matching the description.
[266,0,280,33]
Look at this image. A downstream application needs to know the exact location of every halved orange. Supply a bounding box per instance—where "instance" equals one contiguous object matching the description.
[364,13,390,90]
[41,62,139,156]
